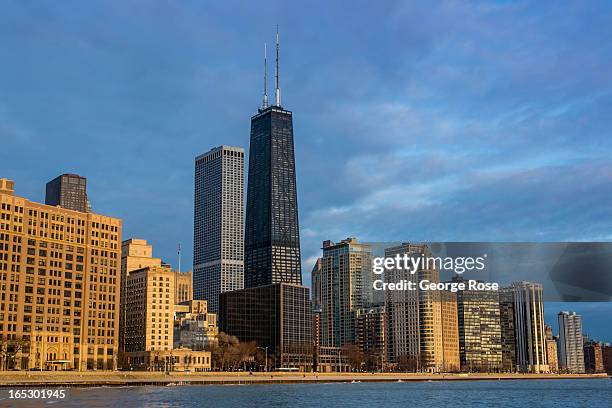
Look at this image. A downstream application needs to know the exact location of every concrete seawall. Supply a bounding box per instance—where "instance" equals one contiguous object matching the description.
[0,372,608,387]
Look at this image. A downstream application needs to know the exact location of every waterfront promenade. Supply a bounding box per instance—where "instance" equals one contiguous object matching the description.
[0,371,607,387]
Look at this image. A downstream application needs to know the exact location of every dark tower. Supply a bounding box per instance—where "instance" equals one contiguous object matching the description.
[244,28,302,288]
[221,28,312,371]
[45,173,88,213]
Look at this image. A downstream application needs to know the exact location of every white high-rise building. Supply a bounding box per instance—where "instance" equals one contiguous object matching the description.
[511,281,548,373]
[194,146,245,313]
[557,311,585,373]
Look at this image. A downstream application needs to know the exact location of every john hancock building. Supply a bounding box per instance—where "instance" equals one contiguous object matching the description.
[219,32,312,370]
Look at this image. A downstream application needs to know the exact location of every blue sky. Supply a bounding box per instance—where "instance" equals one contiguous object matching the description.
[1,1,612,339]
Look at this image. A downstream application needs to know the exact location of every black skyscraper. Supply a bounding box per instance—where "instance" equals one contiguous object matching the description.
[221,30,312,371]
[244,28,301,288]
[244,105,302,287]
[45,173,88,213]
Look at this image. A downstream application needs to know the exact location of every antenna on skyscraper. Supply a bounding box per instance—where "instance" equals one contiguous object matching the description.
[274,25,281,107]
[177,242,181,273]
[263,43,268,109]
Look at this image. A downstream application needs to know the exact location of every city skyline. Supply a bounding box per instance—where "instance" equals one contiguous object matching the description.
[2,1,612,340]
[0,177,609,373]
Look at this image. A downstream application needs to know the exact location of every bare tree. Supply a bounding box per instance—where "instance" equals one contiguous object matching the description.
[364,347,383,372]
[237,341,257,371]
[396,354,418,372]
[0,336,30,371]
[342,344,365,372]
[211,332,240,371]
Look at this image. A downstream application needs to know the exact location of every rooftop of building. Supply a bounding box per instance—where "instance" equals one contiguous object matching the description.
[0,178,15,195]
[50,173,86,180]
[1,178,121,222]
[322,237,372,250]
[122,238,151,245]
[195,145,245,161]
[252,104,292,119]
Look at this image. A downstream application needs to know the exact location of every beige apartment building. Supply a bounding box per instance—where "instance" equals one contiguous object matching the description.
[0,178,122,371]
[120,239,194,352]
[546,338,559,373]
[122,264,210,371]
[119,238,162,353]
[422,272,460,372]
[121,239,161,275]
[124,265,175,353]
[384,243,459,372]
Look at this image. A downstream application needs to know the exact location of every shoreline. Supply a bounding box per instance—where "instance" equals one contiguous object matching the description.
[0,372,608,388]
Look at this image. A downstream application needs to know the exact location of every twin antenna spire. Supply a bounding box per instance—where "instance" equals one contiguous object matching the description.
[262,25,281,109]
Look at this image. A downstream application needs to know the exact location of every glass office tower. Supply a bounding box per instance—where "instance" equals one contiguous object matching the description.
[245,105,302,288]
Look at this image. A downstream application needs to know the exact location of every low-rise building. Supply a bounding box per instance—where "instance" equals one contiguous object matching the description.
[220,283,313,371]
[583,341,604,374]
[125,347,211,372]
[546,338,559,373]
[313,346,350,373]
[602,343,612,374]
[545,325,558,373]
[174,300,218,350]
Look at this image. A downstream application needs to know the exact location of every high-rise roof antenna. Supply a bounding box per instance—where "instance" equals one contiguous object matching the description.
[274,25,281,107]
[263,43,268,109]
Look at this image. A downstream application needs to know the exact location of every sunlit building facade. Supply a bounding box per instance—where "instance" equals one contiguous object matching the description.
[0,178,121,371]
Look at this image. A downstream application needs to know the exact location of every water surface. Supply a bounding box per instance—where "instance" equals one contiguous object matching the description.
[4,379,611,407]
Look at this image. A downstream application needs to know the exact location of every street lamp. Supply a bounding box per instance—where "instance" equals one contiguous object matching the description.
[257,346,268,372]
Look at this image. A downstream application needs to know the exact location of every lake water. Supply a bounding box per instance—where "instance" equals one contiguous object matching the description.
[3,379,611,407]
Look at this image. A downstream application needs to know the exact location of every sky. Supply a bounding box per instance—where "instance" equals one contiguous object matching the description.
[1,1,612,339]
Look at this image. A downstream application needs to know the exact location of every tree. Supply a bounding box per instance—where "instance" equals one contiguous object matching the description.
[396,354,418,372]
[210,332,240,371]
[237,341,257,371]
[0,336,30,371]
[364,347,383,372]
[342,344,365,372]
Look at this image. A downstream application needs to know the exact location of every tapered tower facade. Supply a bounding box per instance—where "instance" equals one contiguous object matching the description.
[220,29,312,371]
[244,106,301,287]
[244,28,301,288]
